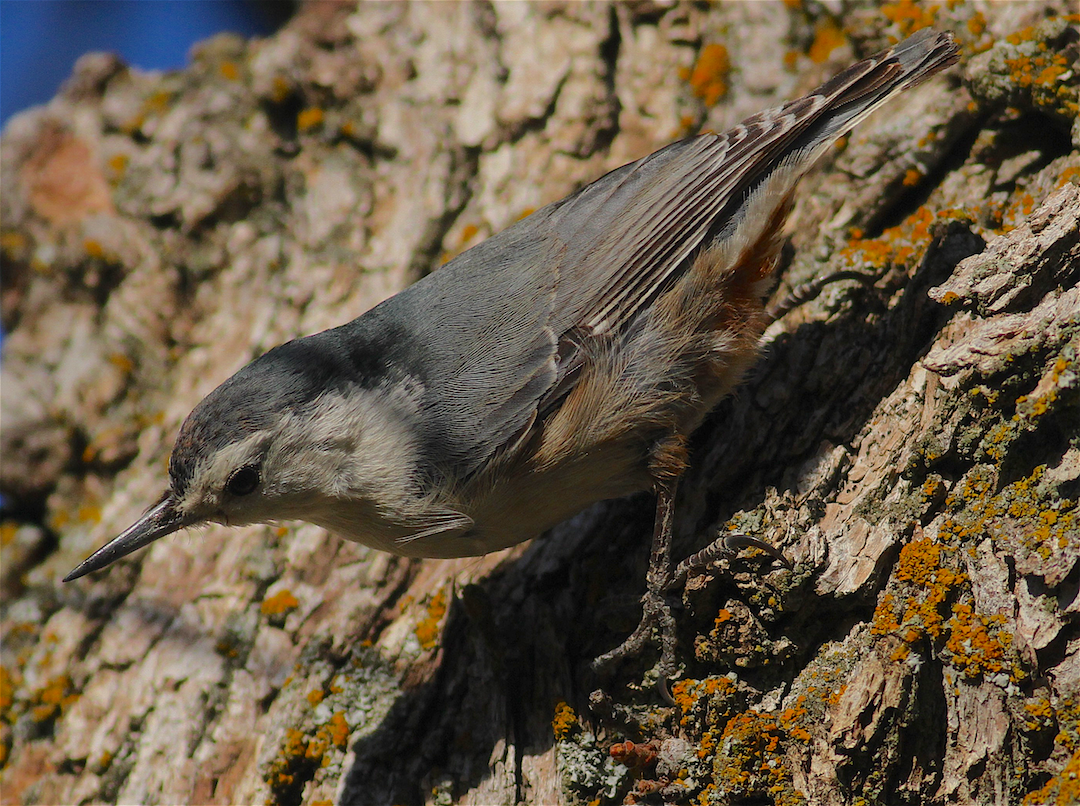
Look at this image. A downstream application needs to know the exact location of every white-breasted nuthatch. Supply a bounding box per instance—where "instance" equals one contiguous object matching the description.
[65,30,959,671]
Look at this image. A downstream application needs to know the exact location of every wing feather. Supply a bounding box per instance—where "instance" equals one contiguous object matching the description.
[378,30,958,484]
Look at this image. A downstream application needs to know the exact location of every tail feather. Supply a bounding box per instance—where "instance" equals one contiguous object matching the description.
[786,29,960,160]
[706,30,959,284]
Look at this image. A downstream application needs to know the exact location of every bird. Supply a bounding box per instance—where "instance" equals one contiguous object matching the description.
[65,29,959,679]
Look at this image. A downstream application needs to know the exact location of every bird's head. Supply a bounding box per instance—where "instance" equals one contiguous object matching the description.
[63,337,401,581]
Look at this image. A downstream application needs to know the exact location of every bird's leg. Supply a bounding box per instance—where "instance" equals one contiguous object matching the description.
[592,476,681,701]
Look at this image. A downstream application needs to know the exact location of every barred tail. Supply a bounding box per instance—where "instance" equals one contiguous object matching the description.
[707,30,959,288]
[793,28,960,154]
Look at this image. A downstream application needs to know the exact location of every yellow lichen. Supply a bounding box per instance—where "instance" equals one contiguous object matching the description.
[683,43,731,107]
[713,709,807,805]
[414,588,448,650]
[327,711,349,748]
[0,666,17,718]
[1022,745,1080,806]
[881,0,939,38]
[552,700,577,739]
[28,674,79,725]
[261,589,300,616]
[808,19,846,64]
[297,106,325,132]
[219,60,240,81]
[107,153,129,177]
[840,205,936,271]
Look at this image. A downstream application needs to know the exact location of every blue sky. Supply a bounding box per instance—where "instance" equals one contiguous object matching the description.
[1,0,284,126]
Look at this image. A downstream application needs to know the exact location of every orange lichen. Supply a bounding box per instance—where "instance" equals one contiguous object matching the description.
[944,602,1010,679]
[77,504,102,524]
[219,60,240,81]
[902,167,924,186]
[942,465,1077,563]
[871,538,966,643]
[552,700,577,739]
[713,710,807,805]
[997,24,1079,119]
[271,76,292,103]
[306,688,324,707]
[808,19,846,64]
[840,205,935,271]
[107,153,129,178]
[1022,746,1080,806]
[1021,696,1054,732]
[107,352,135,374]
[683,43,731,107]
[672,676,738,730]
[265,728,308,793]
[414,587,448,650]
[0,666,16,717]
[264,712,351,804]
[92,750,113,773]
[143,89,173,115]
[881,1,939,38]
[327,711,349,748]
[1055,696,1080,752]
[876,460,1074,686]
[261,589,300,616]
[29,674,79,725]
[967,12,987,37]
[460,223,479,242]
[0,230,27,254]
[297,106,325,132]
[0,521,17,547]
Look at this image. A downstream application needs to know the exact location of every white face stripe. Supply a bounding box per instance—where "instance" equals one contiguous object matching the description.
[178,431,271,520]
[174,385,428,541]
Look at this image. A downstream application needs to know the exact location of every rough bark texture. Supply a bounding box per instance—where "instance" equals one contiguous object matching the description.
[1,3,1078,805]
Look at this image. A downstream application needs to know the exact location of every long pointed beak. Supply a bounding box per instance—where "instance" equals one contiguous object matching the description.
[63,495,189,582]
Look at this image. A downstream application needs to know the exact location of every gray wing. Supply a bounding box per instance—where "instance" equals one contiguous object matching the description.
[547,28,959,341]
[386,29,957,481]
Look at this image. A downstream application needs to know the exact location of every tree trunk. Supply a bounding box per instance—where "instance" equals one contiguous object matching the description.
[1,3,1077,805]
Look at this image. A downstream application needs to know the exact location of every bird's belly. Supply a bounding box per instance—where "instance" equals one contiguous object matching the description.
[313,440,653,559]
[458,441,653,555]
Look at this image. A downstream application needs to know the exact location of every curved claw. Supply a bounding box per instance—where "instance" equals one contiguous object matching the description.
[721,533,793,570]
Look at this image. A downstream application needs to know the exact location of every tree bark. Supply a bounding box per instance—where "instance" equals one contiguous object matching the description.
[1,3,1077,805]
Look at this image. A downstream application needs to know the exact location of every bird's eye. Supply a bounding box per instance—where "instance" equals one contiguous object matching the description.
[226,466,260,496]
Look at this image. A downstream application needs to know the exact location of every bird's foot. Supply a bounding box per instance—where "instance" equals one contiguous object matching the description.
[591,586,679,704]
[670,532,792,589]
[591,532,790,706]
